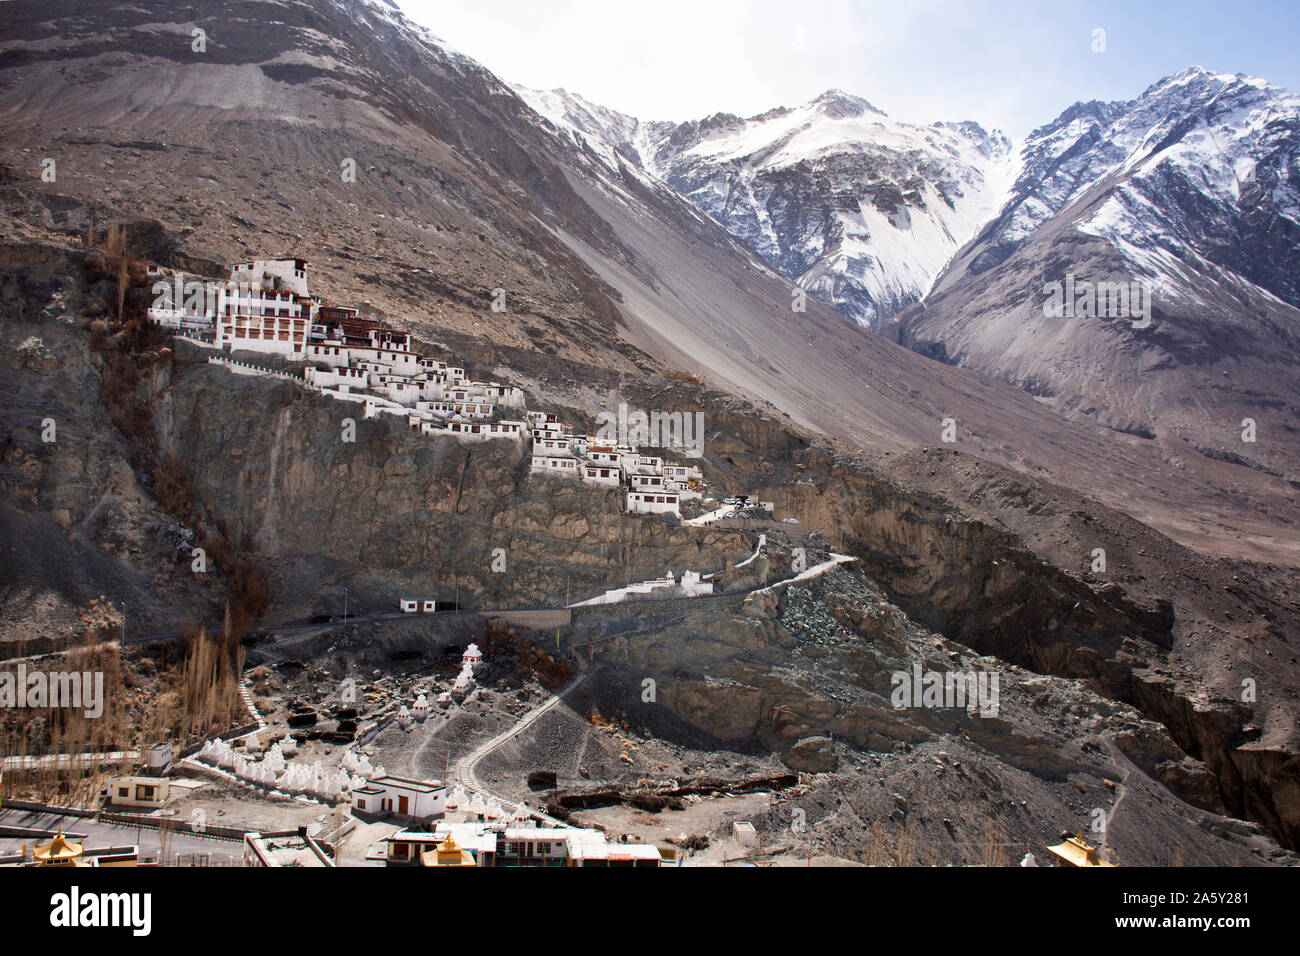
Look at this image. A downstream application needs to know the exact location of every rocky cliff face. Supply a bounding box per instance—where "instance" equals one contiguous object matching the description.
[0,243,222,643]
[604,404,1300,851]
[561,564,1291,865]
[152,343,748,620]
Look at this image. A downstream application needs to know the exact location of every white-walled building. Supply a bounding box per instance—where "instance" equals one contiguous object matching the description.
[664,464,703,485]
[216,258,313,356]
[351,775,446,821]
[448,419,525,441]
[216,295,310,356]
[531,455,578,476]
[588,449,624,471]
[629,455,664,476]
[535,436,572,455]
[526,411,561,428]
[304,366,368,390]
[400,599,438,613]
[630,473,669,493]
[627,491,680,517]
[107,776,171,808]
[478,383,525,408]
[230,258,309,297]
[581,465,621,488]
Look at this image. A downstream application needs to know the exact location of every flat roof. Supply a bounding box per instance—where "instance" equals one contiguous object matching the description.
[369,775,445,793]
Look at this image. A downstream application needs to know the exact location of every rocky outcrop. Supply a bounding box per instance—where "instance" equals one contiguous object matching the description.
[152,342,747,620]
[783,735,837,773]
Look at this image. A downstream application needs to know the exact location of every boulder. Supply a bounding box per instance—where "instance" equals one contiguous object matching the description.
[782,736,837,773]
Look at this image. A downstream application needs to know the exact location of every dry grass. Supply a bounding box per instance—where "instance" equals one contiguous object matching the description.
[1,628,245,805]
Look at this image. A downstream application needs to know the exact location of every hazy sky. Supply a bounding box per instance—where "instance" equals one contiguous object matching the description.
[396,0,1300,137]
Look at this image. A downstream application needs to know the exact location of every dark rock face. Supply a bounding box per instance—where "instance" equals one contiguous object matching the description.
[152,343,746,619]
[527,769,558,790]
[561,562,1294,863]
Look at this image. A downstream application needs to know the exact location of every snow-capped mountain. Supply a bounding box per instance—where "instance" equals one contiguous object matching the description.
[894,67,1300,478]
[518,86,1016,329]
[522,67,1300,477]
[935,66,1300,308]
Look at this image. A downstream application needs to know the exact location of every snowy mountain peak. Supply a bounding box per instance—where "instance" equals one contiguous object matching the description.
[514,64,1298,336]
[808,88,884,119]
[517,81,1018,329]
[955,64,1300,304]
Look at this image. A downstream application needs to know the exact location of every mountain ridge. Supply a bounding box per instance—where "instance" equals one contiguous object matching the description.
[516,83,1017,330]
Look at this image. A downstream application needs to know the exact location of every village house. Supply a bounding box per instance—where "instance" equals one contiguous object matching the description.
[304,365,368,390]
[566,830,665,867]
[581,464,621,488]
[477,383,525,407]
[587,449,624,471]
[351,775,447,821]
[446,419,525,441]
[629,473,668,493]
[535,436,572,455]
[531,454,579,475]
[664,463,703,486]
[498,827,570,867]
[629,455,664,475]
[106,776,170,809]
[384,831,448,866]
[400,599,438,613]
[627,491,681,517]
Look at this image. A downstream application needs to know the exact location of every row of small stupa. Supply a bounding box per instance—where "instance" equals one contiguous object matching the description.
[197,736,386,804]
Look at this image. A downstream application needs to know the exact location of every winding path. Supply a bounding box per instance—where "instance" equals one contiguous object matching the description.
[451,667,589,824]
